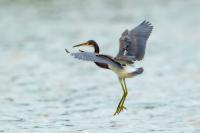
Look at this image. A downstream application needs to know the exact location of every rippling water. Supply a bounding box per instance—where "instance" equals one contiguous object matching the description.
[0,0,200,132]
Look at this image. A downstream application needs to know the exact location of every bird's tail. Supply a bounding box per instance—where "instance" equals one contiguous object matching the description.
[127,67,143,78]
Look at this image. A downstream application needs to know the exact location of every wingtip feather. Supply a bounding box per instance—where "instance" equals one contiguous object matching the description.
[65,49,70,54]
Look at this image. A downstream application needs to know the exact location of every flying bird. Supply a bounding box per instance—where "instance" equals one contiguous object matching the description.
[65,21,153,115]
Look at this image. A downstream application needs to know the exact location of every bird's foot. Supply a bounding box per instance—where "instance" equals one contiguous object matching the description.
[113,105,127,116]
[118,105,127,113]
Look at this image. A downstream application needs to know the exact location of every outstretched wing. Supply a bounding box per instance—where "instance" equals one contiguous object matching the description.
[116,20,153,61]
[68,51,122,68]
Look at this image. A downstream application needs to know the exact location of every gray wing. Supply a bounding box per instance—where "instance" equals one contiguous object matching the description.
[116,20,153,61]
[70,51,122,68]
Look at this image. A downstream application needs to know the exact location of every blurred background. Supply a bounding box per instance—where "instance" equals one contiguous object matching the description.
[0,0,200,132]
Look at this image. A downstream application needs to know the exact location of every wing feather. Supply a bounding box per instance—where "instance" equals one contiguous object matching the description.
[116,20,153,61]
[70,51,122,68]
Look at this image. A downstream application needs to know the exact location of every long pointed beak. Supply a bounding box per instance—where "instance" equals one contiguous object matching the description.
[73,42,88,48]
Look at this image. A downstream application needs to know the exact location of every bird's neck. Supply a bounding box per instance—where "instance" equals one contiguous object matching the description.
[93,43,100,53]
[92,43,109,69]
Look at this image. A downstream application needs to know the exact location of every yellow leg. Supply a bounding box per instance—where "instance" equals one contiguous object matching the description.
[118,79,128,113]
[113,78,126,115]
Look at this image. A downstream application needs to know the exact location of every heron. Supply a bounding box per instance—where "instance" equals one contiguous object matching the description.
[65,20,153,115]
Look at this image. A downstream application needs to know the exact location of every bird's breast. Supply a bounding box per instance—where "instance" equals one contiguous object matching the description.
[108,65,128,78]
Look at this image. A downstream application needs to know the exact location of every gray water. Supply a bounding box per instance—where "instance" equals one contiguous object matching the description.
[0,0,200,132]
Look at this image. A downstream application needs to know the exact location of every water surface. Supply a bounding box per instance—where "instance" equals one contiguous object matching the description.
[0,0,200,132]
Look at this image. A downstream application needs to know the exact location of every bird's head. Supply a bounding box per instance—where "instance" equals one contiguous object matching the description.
[73,40,97,48]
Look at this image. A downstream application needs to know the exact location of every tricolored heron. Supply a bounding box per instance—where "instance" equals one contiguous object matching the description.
[65,21,153,115]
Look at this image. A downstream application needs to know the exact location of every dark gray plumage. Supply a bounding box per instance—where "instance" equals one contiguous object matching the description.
[70,52,122,69]
[116,20,153,61]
